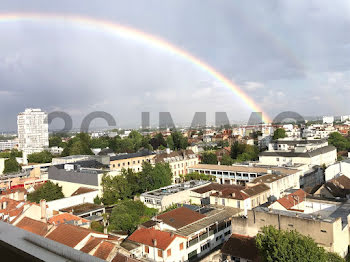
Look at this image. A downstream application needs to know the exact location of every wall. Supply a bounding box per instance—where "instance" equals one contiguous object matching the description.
[0,158,5,175]
[325,162,350,181]
[49,180,99,197]
[231,209,349,257]
[46,190,99,215]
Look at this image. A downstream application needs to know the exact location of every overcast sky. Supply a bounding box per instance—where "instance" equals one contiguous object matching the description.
[1,0,350,131]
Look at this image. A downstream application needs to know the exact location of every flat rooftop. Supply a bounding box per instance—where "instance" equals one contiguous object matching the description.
[60,203,104,215]
[141,180,210,199]
[189,164,299,175]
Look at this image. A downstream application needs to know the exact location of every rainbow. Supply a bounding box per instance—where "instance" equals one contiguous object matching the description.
[0,13,272,123]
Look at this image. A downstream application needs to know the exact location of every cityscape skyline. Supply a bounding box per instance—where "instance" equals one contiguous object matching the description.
[1,1,350,131]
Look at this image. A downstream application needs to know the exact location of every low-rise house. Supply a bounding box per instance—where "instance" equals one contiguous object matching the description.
[60,203,105,222]
[221,234,261,262]
[251,171,300,201]
[312,175,350,199]
[1,187,27,201]
[209,184,270,215]
[268,189,308,211]
[153,149,199,184]
[190,183,245,206]
[48,213,90,228]
[140,180,210,211]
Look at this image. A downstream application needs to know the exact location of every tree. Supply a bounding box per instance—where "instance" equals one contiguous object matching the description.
[3,157,20,174]
[27,151,53,163]
[27,181,64,203]
[221,154,234,165]
[0,149,22,158]
[101,162,172,205]
[273,128,287,140]
[201,152,218,164]
[230,142,259,162]
[61,133,93,156]
[328,132,350,152]
[108,200,157,233]
[49,136,64,148]
[256,226,343,262]
[185,172,215,181]
[230,141,245,159]
[91,221,104,233]
[150,133,167,150]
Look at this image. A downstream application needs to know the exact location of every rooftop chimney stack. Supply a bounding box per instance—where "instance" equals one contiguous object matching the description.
[40,199,47,222]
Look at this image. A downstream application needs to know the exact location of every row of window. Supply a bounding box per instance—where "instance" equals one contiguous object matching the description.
[111,158,151,168]
[144,242,184,258]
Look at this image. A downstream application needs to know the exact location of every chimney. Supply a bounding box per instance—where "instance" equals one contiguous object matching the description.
[152,239,157,247]
[40,199,47,222]
[2,201,7,210]
[166,148,171,155]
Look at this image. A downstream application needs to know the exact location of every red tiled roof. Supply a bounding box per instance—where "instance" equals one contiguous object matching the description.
[112,253,141,262]
[222,234,261,262]
[156,207,205,229]
[192,183,244,194]
[80,237,103,253]
[48,213,89,225]
[128,228,179,250]
[71,187,97,196]
[1,187,27,195]
[211,188,250,200]
[276,189,308,210]
[16,217,48,236]
[93,241,115,260]
[46,224,103,248]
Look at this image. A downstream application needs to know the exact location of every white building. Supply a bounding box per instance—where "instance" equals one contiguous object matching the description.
[325,160,350,181]
[0,139,18,151]
[17,109,49,163]
[323,116,334,124]
[341,115,350,122]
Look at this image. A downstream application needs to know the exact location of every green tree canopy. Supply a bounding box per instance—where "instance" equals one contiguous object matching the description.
[256,226,344,262]
[108,200,157,233]
[201,152,218,164]
[185,172,215,181]
[230,142,259,162]
[27,151,53,164]
[220,154,234,165]
[3,156,20,174]
[150,133,167,150]
[27,181,64,203]
[61,133,94,156]
[49,136,65,148]
[273,128,287,140]
[101,162,172,205]
[328,132,350,152]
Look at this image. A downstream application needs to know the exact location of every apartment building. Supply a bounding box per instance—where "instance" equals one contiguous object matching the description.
[17,109,49,162]
[187,164,301,187]
[109,149,155,173]
[153,149,199,183]
[0,139,18,151]
[259,145,337,167]
[126,206,241,261]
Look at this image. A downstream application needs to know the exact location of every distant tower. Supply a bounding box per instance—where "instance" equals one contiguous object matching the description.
[17,108,49,164]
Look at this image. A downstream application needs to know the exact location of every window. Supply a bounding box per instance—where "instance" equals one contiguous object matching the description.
[222,199,225,206]
[224,230,231,236]
[138,160,140,163]
[237,201,240,209]
[123,163,125,166]
[200,242,210,252]
[321,230,327,233]
[112,164,115,168]
[118,163,120,167]
[128,162,130,165]
[288,224,294,227]
[158,249,163,258]
[179,243,183,250]
[216,235,223,241]
[133,161,135,164]
[167,249,171,257]
[145,246,149,253]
